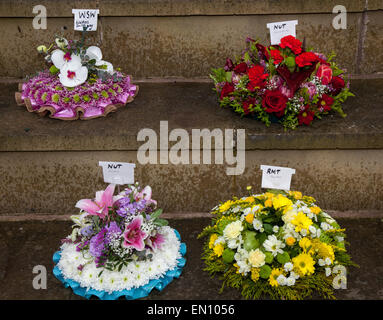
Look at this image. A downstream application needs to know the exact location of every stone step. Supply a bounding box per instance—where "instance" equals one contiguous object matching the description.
[0,216,382,299]
[0,0,382,78]
[0,79,382,214]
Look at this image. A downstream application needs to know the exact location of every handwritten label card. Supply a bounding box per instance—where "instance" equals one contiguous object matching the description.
[260,165,296,190]
[266,20,298,45]
[72,9,99,31]
[99,161,135,185]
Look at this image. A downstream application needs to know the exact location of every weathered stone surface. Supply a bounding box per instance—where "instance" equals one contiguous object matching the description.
[0,218,382,300]
[0,79,382,213]
[0,147,382,214]
[0,0,378,17]
[1,80,383,152]
[360,10,383,74]
[0,12,363,78]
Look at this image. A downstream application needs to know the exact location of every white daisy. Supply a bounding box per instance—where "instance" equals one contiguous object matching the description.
[263,235,286,257]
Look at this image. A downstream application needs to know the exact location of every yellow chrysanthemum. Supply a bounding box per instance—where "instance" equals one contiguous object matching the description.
[310,206,321,215]
[213,243,224,257]
[251,268,260,282]
[245,213,254,224]
[219,200,235,213]
[269,268,283,287]
[245,196,255,204]
[299,237,312,252]
[286,237,296,246]
[273,194,293,213]
[310,239,335,262]
[291,211,313,232]
[289,191,302,200]
[292,253,315,276]
[209,234,218,249]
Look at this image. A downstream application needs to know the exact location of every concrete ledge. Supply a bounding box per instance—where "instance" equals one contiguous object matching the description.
[0,210,382,222]
[0,218,382,299]
[1,79,383,152]
[1,0,382,17]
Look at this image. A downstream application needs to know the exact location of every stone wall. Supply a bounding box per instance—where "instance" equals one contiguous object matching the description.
[0,0,381,79]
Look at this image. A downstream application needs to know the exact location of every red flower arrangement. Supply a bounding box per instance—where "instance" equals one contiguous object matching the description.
[210,36,354,129]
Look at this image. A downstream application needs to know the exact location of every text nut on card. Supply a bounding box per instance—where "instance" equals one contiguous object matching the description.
[99,161,135,185]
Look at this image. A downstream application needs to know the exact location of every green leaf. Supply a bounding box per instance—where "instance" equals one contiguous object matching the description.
[264,251,273,264]
[153,218,168,227]
[49,65,59,75]
[150,209,163,220]
[263,223,273,234]
[222,249,235,263]
[276,251,290,265]
[225,71,232,83]
[259,264,272,279]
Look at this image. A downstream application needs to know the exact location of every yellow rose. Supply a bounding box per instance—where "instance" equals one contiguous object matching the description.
[286,237,296,246]
[245,213,254,224]
[310,206,321,215]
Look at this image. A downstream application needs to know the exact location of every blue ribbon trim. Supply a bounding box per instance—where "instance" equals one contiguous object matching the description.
[53,229,186,300]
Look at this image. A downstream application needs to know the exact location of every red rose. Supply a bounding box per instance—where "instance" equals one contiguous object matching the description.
[262,90,288,117]
[318,94,334,112]
[279,35,302,54]
[331,76,345,95]
[243,97,256,115]
[247,65,268,91]
[220,82,235,100]
[233,62,248,74]
[316,64,333,85]
[298,106,315,125]
[295,52,319,68]
[270,49,284,65]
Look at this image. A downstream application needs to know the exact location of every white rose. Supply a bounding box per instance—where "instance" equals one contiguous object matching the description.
[248,249,266,268]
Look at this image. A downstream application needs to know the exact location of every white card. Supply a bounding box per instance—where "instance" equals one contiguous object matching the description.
[72,9,99,31]
[260,165,296,190]
[266,20,298,45]
[99,161,135,185]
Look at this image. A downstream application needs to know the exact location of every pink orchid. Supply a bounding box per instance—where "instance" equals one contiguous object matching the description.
[122,216,147,251]
[135,186,157,207]
[75,184,120,220]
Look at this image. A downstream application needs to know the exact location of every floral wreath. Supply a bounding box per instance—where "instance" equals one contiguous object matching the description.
[15,34,138,120]
[53,183,186,300]
[210,36,354,129]
[198,188,357,300]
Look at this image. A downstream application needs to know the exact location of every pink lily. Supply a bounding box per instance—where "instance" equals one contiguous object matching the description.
[135,186,157,207]
[122,216,147,251]
[146,233,165,251]
[75,184,120,220]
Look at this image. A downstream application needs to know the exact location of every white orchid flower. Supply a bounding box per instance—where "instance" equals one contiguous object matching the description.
[51,49,82,71]
[86,45,114,74]
[59,64,88,87]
